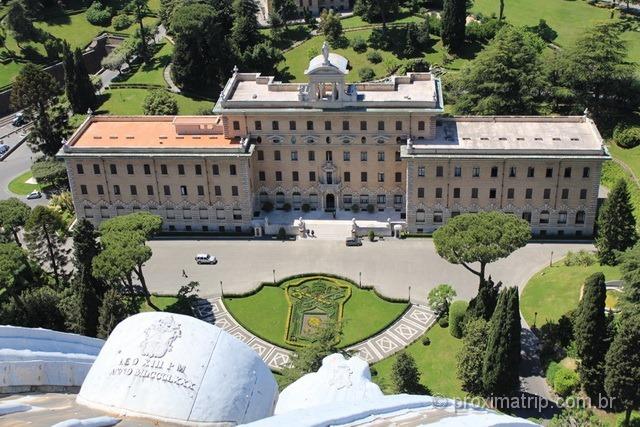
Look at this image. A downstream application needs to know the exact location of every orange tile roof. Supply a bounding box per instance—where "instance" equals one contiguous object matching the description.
[71,117,238,149]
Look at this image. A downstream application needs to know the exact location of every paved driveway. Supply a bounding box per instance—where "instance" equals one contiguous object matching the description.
[145,238,594,302]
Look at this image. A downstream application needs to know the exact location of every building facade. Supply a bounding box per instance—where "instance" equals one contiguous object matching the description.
[60,45,610,236]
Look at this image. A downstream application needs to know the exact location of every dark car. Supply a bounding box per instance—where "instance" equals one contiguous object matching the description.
[345,237,362,247]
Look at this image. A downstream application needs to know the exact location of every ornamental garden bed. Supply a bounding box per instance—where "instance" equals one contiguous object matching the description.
[223,274,408,349]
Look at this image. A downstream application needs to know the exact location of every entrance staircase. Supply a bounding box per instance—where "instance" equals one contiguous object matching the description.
[299,219,353,240]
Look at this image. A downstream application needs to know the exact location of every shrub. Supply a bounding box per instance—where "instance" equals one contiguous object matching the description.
[370,366,378,376]
[301,203,310,212]
[86,1,113,26]
[368,230,375,241]
[143,90,178,115]
[422,336,431,346]
[43,37,63,60]
[351,203,360,213]
[351,36,368,53]
[449,300,468,338]
[563,250,596,266]
[358,67,375,81]
[614,126,640,149]
[307,47,319,60]
[428,284,457,316]
[438,316,449,328]
[262,201,274,212]
[282,202,292,212]
[112,13,132,30]
[366,204,375,213]
[277,227,287,240]
[553,366,580,397]
[366,50,382,64]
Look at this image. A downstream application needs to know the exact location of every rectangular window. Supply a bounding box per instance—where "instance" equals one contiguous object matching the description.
[216,208,225,220]
[525,188,533,199]
[343,151,350,161]
[546,167,553,178]
[583,167,590,178]
[360,195,369,204]
[178,164,185,175]
[564,167,572,178]
[436,166,443,177]
[197,185,205,196]
[561,188,569,199]
[489,188,496,199]
[164,185,171,196]
[308,151,315,161]
[212,164,219,175]
[291,151,298,161]
[230,165,237,175]
[418,166,425,177]
[377,195,386,204]
[113,185,120,195]
[307,121,313,131]
[159,164,167,175]
[418,187,425,198]
[395,172,402,182]
[180,185,188,196]
[272,120,279,131]
[522,212,532,223]
[343,194,352,205]
[255,120,262,130]
[342,120,349,131]
[259,171,265,181]
[454,166,462,177]
[509,167,517,177]
[435,188,443,198]
[147,185,154,196]
[324,120,331,131]
[144,164,151,175]
[289,120,296,130]
[472,167,480,178]
[527,167,535,178]
[130,185,137,196]
[257,150,264,161]
[77,164,84,174]
[195,164,202,175]
[214,186,221,196]
[580,189,587,199]
[491,166,498,177]
[93,164,100,174]
[233,120,240,130]
[97,185,104,195]
[558,211,567,224]
[377,121,384,131]
[471,188,478,199]
[110,164,117,175]
[378,173,384,182]
[395,120,402,131]
[232,186,238,196]
[274,150,281,161]
[360,121,367,131]
[344,171,350,182]
[309,171,316,181]
[360,152,367,161]
[453,188,460,198]
[543,188,551,199]
[361,172,368,182]
[507,188,514,199]
[275,171,282,181]
[377,151,385,161]
[292,171,299,182]
[80,184,87,195]
[395,151,401,162]
[434,211,443,223]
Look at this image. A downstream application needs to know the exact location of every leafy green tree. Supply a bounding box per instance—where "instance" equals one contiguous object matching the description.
[24,206,68,286]
[619,243,640,308]
[353,0,399,27]
[0,198,31,245]
[596,179,638,265]
[450,25,545,115]
[97,287,130,338]
[467,276,502,321]
[62,43,78,112]
[241,42,284,76]
[17,286,66,330]
[143,89,178,115]
[605,311,640,427]
[391,352,425,394]
[457,318,488,395]
[4,0,39,48]
[427,284,457,316]
[31,159,69,190]
[271,0,297,26]
[126,0,150,61]
[548,406,605,427]
[441,0,466,52]
[433,211,531,286]
[27,102,70,157]
[482,287,521,397]
[574,272,607,400]
[0,242,35,310]
[230,0,260,51]
[319,10,344,48]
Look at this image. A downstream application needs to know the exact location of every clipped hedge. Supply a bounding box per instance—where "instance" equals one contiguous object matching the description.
[614,126,640,149]
[546,361,579,397]
[449,300,468,338]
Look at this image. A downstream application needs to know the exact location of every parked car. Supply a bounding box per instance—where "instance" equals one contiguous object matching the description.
[0,144,9,154]
[345,237,362,247]
[26,190,42,200]
[195,253,217,264]
[12,113,24,127]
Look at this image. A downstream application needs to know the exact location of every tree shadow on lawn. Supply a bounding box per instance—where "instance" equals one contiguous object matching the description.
[271,26,312,50]
[455,39,484,61]
[93,92,112,114]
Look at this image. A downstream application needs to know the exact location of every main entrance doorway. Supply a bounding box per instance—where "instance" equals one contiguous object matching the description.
[325,194,335,211]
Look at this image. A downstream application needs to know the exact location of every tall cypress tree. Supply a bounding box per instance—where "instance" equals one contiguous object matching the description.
[391,352,424,394]
[441,0,466,53]
[574,272,608,400]
[230,0,260,52]
[482,287,521,397]
[596,179,638,265]
[73,48,97,114]
[62,43,78,112]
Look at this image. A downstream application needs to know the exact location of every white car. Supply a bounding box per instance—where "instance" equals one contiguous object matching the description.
[26,190,42,200]
[195,253,217,265]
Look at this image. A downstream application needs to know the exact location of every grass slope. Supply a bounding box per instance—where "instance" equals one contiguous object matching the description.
[97,89,212,115]
[372,324,465,398]
[8,170,40,195]
[520,262,621,327]
[224,279,407,349]
[600,158,640,221]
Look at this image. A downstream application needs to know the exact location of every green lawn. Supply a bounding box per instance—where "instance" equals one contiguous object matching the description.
[339,9,423,29]
[8,170,41,195]
[372,324,465,399]
[600,158,640,221]
[224,277,408,349]
[120,42,173,86]
[520,262,621,327]
[608,143,640,186]
[97,88,212,115]
[140,295,180,312]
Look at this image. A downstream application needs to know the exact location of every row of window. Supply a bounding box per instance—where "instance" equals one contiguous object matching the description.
[85,206,244,222]
[259,191,403,206]
[416,187,588,200]
[77,163,237,176]
[233,119,427,132]
[80,184,240,197]
[417,165,591,179]
[258,171,403,183]
[416,210,586,225]
[256,150,403,162]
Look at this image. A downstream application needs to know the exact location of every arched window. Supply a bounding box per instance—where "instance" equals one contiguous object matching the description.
[575,210,585,225]
[259,191,269,202]
[361,136,366,144]
[276,192,285,204]
[539,210,549,224]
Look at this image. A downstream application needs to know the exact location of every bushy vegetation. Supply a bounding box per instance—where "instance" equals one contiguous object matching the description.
[614,127,640,149]
[113,14,133,30]
[359,67,375,81]
[563,250,597,267]
[366,50,383,64]
[546,362,580,397]
[86,1,114,26]
[448,300,468,338]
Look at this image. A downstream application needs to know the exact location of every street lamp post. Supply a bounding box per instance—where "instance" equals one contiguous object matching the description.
[359,272,362,287]
[220,280,223,296]
[534,311,538,328]
[550,251,554,267]
[273,269,276,284]
[409,285,412,303]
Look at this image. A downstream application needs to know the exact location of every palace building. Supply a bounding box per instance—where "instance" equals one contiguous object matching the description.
[59,43,610,237]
